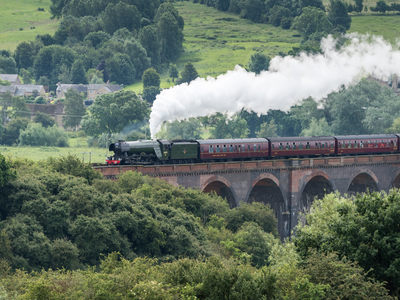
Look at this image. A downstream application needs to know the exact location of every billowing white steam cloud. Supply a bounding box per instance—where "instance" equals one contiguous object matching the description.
[150,34,400,138]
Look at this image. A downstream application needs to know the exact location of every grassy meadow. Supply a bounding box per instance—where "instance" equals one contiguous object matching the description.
[0,0,58,51]
[0,137,111,163]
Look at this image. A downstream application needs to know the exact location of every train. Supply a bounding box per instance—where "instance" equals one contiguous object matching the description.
[106,134,400,165]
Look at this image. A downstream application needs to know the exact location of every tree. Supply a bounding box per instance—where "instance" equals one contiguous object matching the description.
[248,52,270,74]
[354,0,363,12]
[157,118,203,140]
[295,191,400,295]
[328,0,351,32]
[142,68,160,88]
[34,113,56,128]
[0,93,27,125]
[19,123,69,147]
[84,31,111,49]
[63,89,86,129]
[301,117,333,136]
[0,154,14,188]
[156,3,184,62]
[71,60,88,84]
[269,5,291,27]
[81,90,149,136]
[209,113,250,138]
[139,25,161,66]
[256,120,278,137]
[239,0,265,22]
[124,39,150,79]
[169,64,178,82]
[102,2,141,34]
[1,118,29,146]
[105,53,136,85]
[14,41,37,70]
[179,63,199,84]
[0,56,17,74]
[292,7,333,38]
[142,86,161,103]
[371,0,389,13]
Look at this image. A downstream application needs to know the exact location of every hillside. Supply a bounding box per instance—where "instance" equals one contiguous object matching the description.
[0,0,58,51]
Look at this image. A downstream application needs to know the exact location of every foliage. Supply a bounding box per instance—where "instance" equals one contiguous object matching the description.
[81,90,149,136]
[1,118,29,146]
[328,0,351,32]
[63,89,86,129]
[0,56,17,74]
[33,113,55,128]
[142,67,161,88]
[209,113,249,138]
[157,118,203,139]
[248,52,270,74]
[225,202,278,236]
[48,154,102,184]
[256,120,278,137]
[178,62,199,84]
[295,191,400,295]
[292,7,332,39]
[0,154,14,188]
[301,117,333,136]
[142,86,161,103]
[19,123,69,147]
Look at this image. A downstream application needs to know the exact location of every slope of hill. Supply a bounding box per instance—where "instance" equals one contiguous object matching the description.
[0,0,58,51]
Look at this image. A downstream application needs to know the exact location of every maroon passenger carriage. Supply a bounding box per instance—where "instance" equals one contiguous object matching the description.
[335,134,398,155]
[198,138,269,161]
[269,136,336,158]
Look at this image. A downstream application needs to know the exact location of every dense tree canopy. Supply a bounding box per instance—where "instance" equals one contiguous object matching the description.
[81,90,149,136]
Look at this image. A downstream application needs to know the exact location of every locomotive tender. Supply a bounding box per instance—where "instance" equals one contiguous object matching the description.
[107,134,400,165]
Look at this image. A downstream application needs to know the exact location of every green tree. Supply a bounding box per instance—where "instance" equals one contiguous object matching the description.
[0,56,17,74]
[248,52,270,74]
[14,41,37,70]
[156,3,184,62]
[256,119,278,137]
[371,0,389,13]
[301,117,333,136]
[328,0,351,32]
[19,123,69,147]
[269,5,291,27]
[239,0,265,22]
[71,60,88,84]
[1,118,29,146]
[33,113,55,128]
[142,68,160,88]
[0,154,14,188]
[295,191,400,295]
[142,86,160,103]
[81,90,149,136]
[102,2,141,34]
[209,113,249,138]
[139,25,161,66]
[179,63,199,84]
[0,93,27,126]
[169,64,178,82]
[354,0,363,12]
[157,118,203,140]
[105,53,136,85]
[124,39,150,79]
[292,7,333,38]
[63,89,86,129]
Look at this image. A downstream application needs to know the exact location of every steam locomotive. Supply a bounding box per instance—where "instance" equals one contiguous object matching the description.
[106,134,400,165]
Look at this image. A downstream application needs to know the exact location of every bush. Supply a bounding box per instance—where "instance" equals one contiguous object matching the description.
[19,123,69,147]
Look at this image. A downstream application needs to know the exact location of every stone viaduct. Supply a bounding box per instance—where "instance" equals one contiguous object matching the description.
[95,154,400,238]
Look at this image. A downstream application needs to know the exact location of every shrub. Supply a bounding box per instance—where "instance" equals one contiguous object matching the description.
[19,123,68,147]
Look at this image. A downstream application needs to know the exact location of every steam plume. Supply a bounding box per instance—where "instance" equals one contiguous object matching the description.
[150,34,400,138]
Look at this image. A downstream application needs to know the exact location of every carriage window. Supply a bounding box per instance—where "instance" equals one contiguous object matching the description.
[321,143,325,148]
[209,145,213,153]
[235,145,238,151]
[279,143,283,150]
[254,144,257,151]
[331,142,334,148]
[223,145,227,152]
[248,145,251,151]
[299,143,304,149]
[293,142,296,149]
[306,142,310,149]
[315,143,319,149]
[238,145,241,152]
[272,144,275,149]
[258,144,261,151]
[216,145,220,153]
[229,145,233,152]
[286,142,290,150]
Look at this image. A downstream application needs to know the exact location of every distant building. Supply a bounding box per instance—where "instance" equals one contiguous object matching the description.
[0,84,45,97]
[0,74,21,84]
[56,83,122,100]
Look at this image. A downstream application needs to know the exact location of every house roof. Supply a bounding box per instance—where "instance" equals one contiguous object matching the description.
[87,84,122,93]
[0,85,17,94]
[0,74,19,83]
[14,85,44,96]
[57,84,87,94]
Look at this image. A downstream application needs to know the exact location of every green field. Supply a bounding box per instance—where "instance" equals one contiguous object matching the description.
[350,15,400,42]
[0,137,111,163]
[0,0,58,51]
